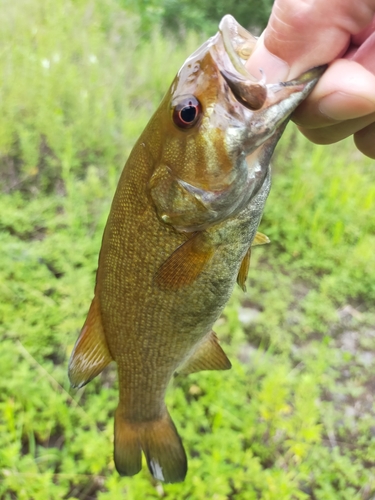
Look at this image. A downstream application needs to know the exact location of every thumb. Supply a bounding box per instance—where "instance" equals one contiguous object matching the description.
[246,0,375,82]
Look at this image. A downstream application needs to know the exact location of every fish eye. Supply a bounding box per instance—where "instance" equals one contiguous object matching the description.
[172,96,202,129]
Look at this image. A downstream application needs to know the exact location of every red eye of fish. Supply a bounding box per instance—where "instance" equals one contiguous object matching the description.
[172,96,201,129]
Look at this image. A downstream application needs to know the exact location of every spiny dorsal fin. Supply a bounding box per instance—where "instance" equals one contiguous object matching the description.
[155,233,215,290]
[252,231,270,246]
[177,331,231,376]
[237,247,251,292]
[68,295,113,388]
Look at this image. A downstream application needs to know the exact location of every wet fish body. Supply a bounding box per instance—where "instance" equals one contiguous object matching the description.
[69,16,324,483]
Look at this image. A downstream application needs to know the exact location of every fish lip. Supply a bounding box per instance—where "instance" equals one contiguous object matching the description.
[218,14,258,77]
[222,62,327,161]
[220,65,327,111]
[215,15,327,112]
[221,61,326,113]
[262,64,327,116]
[268,64,327,93]
[288,64,327,83]
[215,15,267,110]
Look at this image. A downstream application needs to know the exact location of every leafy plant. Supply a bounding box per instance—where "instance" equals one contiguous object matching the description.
[117,0,273,37]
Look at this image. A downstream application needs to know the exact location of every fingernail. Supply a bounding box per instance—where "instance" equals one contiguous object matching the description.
[245,35,290,83]
[319,92,375,121]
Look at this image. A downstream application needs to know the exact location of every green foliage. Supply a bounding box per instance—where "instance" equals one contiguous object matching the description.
[0,0,202,194]
[1,0,375,499]
[117,0,273,37]
[261,130,375,336]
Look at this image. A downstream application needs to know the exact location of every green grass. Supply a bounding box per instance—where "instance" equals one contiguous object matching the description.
[0,0,201,194]
[1,0,375,498]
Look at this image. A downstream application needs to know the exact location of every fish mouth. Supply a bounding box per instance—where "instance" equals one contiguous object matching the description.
[216,15,326,113]
[217,15,267,110]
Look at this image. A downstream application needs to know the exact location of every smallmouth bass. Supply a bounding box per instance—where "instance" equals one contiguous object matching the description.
[69,15,324,483]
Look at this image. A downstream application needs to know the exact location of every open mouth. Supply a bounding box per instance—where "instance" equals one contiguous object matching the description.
[216,15,326,112]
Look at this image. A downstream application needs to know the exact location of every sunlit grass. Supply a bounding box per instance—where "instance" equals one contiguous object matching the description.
[0,0,202,193]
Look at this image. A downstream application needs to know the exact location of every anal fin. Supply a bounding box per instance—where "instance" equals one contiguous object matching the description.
[177,331,231,376]
[68,295,113,388]
[155,232,215,290]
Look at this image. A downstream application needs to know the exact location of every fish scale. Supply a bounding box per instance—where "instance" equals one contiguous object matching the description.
[68,15,325,483]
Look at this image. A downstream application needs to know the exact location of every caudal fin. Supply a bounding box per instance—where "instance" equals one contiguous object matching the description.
[114,408,187,483]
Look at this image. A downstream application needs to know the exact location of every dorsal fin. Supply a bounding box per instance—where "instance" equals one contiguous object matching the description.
[176,331,231,376]
[68,295,113,388]
[155,232,215,290]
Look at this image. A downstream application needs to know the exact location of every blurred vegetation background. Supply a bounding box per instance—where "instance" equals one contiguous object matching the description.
[1,0,375,498]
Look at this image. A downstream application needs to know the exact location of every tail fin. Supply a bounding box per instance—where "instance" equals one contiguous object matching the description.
[114,407,187,483]
[114,409,142,477]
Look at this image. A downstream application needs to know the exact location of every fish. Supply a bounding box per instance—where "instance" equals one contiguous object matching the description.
[68,15,325,483]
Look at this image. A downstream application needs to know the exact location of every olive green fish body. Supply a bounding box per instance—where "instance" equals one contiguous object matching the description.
[100,132,271,414]
[68,15,325,483]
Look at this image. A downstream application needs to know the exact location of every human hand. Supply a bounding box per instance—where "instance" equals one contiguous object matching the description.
[245,0,375,158]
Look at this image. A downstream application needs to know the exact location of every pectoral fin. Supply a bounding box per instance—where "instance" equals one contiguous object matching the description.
[68,295,113,388]
[155,233,215,290]
[176,331,231,375]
